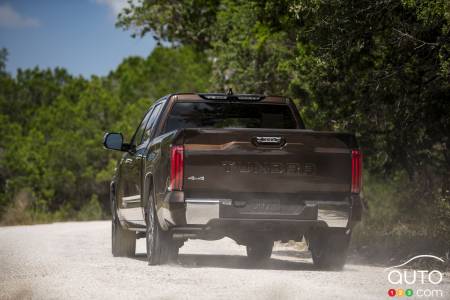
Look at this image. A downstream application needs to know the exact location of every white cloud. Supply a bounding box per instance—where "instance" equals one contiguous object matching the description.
[0,3,40,28]
[95,0,130,16]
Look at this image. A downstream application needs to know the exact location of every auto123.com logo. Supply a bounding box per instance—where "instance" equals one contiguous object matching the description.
[384,255,446,298]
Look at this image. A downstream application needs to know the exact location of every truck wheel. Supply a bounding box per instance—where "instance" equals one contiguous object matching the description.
[145,190,170,265]
[309,229,350,270]
[111,198,136,257]
[246,239,274,262]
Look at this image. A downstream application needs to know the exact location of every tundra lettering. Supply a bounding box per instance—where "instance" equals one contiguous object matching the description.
[221,161,316,176]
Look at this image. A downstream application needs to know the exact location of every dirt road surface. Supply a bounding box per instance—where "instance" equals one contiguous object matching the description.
[1,221,449,299]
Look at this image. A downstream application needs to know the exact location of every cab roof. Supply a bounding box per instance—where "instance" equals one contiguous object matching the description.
[168,92,289,104]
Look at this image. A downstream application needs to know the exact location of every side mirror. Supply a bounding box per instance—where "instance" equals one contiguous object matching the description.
[103,132,124,151]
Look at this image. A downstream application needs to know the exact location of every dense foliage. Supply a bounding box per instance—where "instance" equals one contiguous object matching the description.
[119,0,450,258]
[0,46,211,223]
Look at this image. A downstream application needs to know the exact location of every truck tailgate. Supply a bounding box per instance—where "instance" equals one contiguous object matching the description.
[178,128,357,198]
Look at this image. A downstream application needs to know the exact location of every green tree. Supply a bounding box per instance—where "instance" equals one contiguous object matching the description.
[0,45,212,223]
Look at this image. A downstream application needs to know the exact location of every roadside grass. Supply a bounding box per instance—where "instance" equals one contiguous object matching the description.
[350,174,450,269]
[0,191,105,226]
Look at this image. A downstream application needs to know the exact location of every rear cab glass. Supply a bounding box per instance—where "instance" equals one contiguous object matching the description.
[163,102,301,134]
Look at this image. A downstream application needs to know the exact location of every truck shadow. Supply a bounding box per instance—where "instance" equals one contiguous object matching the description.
[177,253,318,271]
[133,250,355,271]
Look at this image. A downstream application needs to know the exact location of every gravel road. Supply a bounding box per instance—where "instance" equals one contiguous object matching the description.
[1,221,449,300]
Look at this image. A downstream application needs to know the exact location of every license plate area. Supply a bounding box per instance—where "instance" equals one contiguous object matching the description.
[217,193,309,219]
[240,199,281,214]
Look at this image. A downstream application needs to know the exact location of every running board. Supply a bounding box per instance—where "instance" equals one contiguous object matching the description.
[122,195,140,207]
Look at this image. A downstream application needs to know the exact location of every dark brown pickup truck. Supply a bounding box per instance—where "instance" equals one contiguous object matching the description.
[103,92,363,269]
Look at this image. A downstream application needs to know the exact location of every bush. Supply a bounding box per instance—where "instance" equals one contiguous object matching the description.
[75,195,103,221]
[351,173,450,264]
[0,190,105,226]
[0,189,34,225]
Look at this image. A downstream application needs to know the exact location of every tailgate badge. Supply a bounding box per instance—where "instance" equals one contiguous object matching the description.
[187,176,205,181]
[256,136,282,144]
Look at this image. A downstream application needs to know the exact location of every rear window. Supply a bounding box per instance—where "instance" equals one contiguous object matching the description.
[163,102,299,133]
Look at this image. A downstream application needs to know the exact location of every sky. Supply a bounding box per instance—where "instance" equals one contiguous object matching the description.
[0,0,156,77]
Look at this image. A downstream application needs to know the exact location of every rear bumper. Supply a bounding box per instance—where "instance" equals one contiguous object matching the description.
[185,198,355,228]
[162,192,362,229]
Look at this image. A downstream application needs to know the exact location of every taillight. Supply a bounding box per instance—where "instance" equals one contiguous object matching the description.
[170,145,184,191]
[351,149,362,193]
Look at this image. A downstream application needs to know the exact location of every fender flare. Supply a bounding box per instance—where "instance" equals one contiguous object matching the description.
[143,171,170,231]
[143,172,153,213]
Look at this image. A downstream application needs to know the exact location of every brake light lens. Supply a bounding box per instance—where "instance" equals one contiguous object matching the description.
[351,149,362,193]
[170,145,184,191]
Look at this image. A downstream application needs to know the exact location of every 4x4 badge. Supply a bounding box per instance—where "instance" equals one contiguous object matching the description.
[187,176,205,181]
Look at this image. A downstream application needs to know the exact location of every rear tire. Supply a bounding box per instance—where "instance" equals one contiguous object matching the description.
[246,239,274,262]
[111,198,136,257]
[146,189,171,265]
[167,242,180,263]
[309,229,350,270]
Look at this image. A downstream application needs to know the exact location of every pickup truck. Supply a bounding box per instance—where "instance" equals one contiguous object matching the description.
[103,92,363,269]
